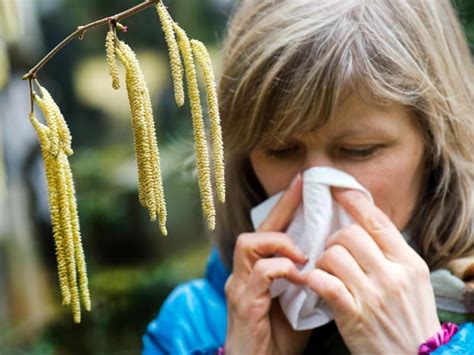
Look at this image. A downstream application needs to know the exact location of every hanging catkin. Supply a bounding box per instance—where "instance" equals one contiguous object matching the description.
[103,3,226,234]
[24,0,226,326]
[156,1,184,107]
[114,38,168,236]
[105,30,120,90]
[29,112,71,305]
[63,150,91,312]
[190,40,225,204]
[30,83,90,323]
[173,23,216,230]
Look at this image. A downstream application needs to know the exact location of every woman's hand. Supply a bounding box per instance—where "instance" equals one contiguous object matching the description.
[225,173,312,355]
[305,188,441,355]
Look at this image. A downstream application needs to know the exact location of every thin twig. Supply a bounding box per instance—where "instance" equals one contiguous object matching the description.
[22,0,160,80]
[28,78,34,114]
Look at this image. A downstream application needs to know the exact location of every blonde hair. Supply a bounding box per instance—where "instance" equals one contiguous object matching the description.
[213,0,474,270]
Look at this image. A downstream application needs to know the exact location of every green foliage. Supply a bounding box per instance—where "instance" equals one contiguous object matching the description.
[4,245,209,354]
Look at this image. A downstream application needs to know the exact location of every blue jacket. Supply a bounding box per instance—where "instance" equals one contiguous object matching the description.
[142,249,474,354]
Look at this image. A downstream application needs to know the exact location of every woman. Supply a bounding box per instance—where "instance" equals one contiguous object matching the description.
[143,0,474,353]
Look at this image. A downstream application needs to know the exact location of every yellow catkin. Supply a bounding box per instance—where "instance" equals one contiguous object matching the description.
[130,44,168,234]
[174,24,215,230]
[115,46,147,207]
[116,45,149,207]
[190,40,226,204]
[34,85,73,156]
[29,112,51,153]
[117,44,155,214]
[123,44,156,219]
[64,154,91,311]
[31,85,90,323]
[41,85,73,156]
[56,151,81,323]
[142,73,168,235]
[105,30,120,90]
[40,86,73,155]
[125,42,167,235]
[48,153,72,306]
[156,1,184,107]
[29,113,71,305]
[33,93,60,156]
[116,42,168,235]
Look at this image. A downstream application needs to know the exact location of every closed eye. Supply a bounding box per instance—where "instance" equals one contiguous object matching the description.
[264,145,300,158]
[339,145,382,159]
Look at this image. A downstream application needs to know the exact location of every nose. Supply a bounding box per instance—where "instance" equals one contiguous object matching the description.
[303,149,334,171]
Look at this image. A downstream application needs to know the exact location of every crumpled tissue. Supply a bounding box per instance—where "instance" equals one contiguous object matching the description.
[250,166,373,330]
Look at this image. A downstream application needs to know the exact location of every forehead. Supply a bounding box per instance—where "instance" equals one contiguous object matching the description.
[327,94,412,131]
[263,94,415,143]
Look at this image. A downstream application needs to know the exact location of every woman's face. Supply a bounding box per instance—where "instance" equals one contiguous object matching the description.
[249,94,426,230]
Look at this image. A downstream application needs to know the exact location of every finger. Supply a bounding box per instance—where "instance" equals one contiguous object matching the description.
[316,244,369,295]
[224,274,243,308]
[233,232,307,278]
[332,188,410,259]
[246,257,305,297]
[305,269,356,318]
[257,173,302,232]
[325,224,387,274]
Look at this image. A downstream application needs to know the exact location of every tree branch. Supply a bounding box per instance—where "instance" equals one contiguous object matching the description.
[22,0,160,80]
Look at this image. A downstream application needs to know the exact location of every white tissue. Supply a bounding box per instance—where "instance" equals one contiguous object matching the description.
[250,166,373,330]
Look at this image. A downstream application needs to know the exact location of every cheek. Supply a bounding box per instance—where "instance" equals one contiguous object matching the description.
[349,150,425,230]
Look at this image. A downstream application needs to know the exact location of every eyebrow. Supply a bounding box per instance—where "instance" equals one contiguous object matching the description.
[260,134,292,146]
[259,123,394,147]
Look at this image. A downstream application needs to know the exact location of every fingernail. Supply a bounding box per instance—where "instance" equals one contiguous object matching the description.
[290,173,301,188]
[331,186,347,193]
[297,251,309,262]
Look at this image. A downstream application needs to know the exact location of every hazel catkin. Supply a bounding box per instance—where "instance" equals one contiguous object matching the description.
[115,40,168,236]
[173,23,216,230]
[105,4,226,235]
[29,112,71,306]
[190,40,226,204]
[156,1,185,107]
[29,83,90,323]
[105,30,120,90]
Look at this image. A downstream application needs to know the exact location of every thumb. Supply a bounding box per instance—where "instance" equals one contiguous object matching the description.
[257,173,302,232]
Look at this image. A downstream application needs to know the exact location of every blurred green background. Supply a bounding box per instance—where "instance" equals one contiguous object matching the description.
[0,0,472,354]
